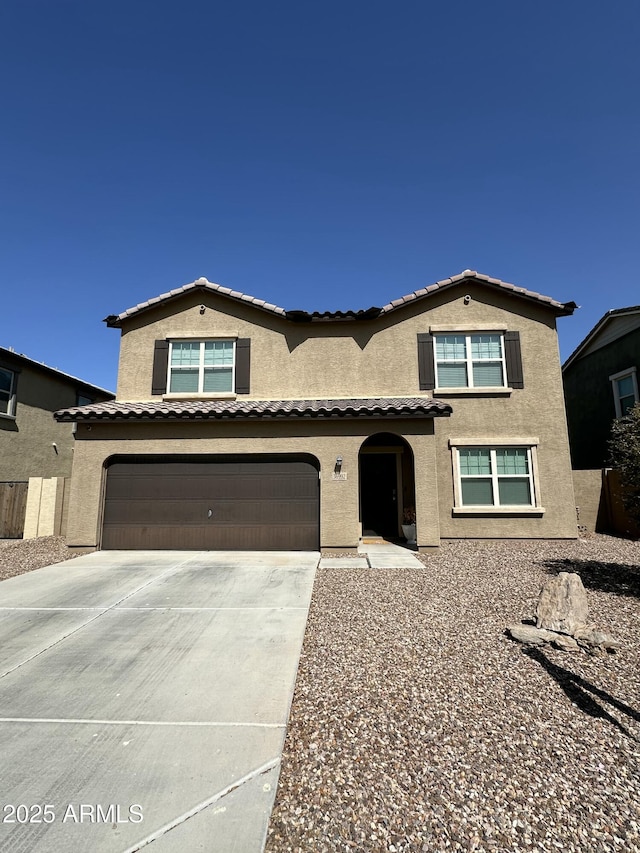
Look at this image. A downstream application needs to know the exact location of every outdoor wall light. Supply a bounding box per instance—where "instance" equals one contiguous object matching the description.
[200,304,206,314]
[335,456,343,471]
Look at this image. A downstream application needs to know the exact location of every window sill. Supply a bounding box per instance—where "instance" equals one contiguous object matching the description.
[452,506,545,516]
[435,387,512,396]
[0,412,16,421]
[163,392,238,401]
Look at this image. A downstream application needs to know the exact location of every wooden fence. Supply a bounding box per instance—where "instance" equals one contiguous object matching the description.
[0,482,28,538]
[602,468,640,538]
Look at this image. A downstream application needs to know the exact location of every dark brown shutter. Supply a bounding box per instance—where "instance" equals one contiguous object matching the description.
[151,340,169,395]
[235,338,251,394]
[417,333,435,390]
[504,331,524,389]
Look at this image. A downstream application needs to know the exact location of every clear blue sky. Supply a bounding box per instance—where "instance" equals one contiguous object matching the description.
[2,1,638,392]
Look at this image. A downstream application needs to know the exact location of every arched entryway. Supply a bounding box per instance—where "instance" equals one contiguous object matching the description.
[359,433,416,541]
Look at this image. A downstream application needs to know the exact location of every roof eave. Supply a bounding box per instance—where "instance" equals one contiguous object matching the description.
[104,279,288,329]
[54,398,453,423]
[562,305,640,371]
[0,347,115,398]
[105,270,576,328]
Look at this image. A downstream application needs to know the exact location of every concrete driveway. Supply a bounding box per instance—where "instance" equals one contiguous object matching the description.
[0,550,318,853]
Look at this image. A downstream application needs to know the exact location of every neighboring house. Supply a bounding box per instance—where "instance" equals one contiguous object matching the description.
[563,306,640,469]
[562,306,640,538]
[55,270,578,552]
[0,347,114,537]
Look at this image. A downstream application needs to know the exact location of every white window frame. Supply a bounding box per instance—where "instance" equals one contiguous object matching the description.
[0,366,17,418]
[433,332,507,390]
[449,438,544,515]
[166,339,236,396]
[609,367,638,418]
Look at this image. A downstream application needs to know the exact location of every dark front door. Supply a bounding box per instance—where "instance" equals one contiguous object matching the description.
[102,456,320,550]
[360,453,398,538]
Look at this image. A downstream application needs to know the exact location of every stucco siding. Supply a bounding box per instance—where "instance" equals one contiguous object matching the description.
[564,327,640,468]
[116,283,561,401]
[65,419,441,550]
[64,278,577,548]
[0,368,81,481]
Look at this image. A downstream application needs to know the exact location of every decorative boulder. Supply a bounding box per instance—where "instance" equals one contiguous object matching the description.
[507,624,557,645]
[535,572,589,636]
[573,628,620,654]
[549,633,580,653]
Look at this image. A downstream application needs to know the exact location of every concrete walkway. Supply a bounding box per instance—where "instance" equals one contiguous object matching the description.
[0,550,318,853]
[318,540,424,569]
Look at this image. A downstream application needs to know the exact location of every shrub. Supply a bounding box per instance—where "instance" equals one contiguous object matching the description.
[608,402,640,526]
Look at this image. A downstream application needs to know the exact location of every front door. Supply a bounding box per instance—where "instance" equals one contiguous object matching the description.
[360,453,398,538]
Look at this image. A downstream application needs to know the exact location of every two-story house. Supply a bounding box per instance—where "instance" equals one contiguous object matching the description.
[55,270,578,551]
[562,305,640,537]
[0,347,114,538]
[563,306,640,469]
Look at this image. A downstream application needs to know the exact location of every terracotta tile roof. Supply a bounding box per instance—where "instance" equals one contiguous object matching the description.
[54,397,452,422]
[104,271,576,327]
[104,277,288,327]
[379,270,576,316]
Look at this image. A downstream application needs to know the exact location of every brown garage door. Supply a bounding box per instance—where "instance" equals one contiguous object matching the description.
[102,455,320,550]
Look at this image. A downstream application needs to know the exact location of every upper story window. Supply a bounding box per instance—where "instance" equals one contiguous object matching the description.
[77,394,94,406]
[168,340,235,394]
[152,337,251,397]
[610,367,638,418]
[435,333,506,388]
[417,330,523,393]
[0,367,17,417]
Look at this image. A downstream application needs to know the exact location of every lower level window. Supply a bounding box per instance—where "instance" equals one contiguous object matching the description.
[458,447,534,506]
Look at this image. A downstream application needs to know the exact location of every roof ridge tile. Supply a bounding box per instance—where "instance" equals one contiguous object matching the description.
[105,270,575,327]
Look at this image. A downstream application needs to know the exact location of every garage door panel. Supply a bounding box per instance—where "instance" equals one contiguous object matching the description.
[102,523,319,551]
[102,458,319,550]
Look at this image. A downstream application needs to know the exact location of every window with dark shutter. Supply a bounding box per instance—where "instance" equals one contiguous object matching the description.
[235,338,251,394]
[417,333,435,390]
[504,331,524,389]
[151,340,170,395]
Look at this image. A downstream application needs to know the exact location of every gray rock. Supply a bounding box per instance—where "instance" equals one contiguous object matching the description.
[507,624,557,645]
[550,633,580,653]
[535,572,589,635]
[573,628,620,652]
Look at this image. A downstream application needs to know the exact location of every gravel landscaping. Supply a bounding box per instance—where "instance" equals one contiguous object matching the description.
[266,536,640,853]
[2,534,638,851]
[0,536,79,581]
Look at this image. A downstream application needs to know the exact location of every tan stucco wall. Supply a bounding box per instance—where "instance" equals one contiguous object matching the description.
[23,476,66,538]
[66,280,578,547]
[428,287,576,537]
[65,419,440,550]
[572,470,603,533]
[116,283,563,402]
[0,368,82,481]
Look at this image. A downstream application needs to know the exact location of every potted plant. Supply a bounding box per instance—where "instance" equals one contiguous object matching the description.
[401,506,416,545]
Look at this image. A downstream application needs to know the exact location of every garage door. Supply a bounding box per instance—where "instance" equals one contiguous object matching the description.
[102,456,320,550]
